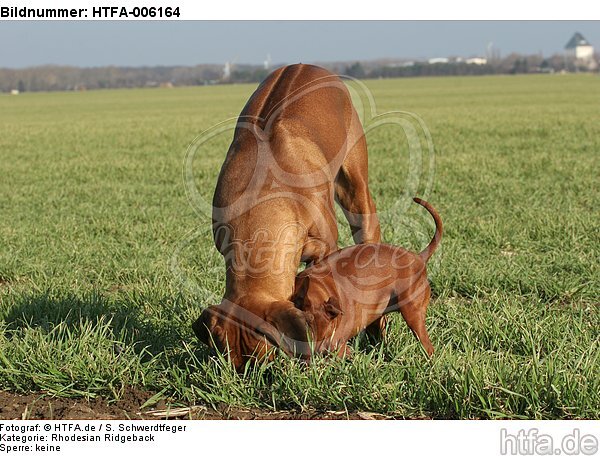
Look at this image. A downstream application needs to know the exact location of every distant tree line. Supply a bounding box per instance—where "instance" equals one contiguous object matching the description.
[342,53,599,79]
[0,64,223,92]
[1,53,598,93]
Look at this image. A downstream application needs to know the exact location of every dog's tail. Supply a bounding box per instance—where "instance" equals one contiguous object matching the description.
[413,197,443,263]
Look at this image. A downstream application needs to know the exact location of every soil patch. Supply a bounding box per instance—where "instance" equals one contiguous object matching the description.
[0,390,393,420]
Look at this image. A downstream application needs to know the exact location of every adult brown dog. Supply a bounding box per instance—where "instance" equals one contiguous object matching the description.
[192,64,381,370]
[291,198,442,357]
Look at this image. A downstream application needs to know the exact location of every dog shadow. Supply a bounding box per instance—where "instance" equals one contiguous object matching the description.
[2,291,212,364]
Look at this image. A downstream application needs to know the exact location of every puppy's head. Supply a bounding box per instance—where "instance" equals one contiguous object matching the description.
[193,299,312,371]
[292,274,342,349]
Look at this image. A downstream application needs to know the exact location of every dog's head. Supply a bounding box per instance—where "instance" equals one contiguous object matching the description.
[192,299,313,371]
[291,274,343,350]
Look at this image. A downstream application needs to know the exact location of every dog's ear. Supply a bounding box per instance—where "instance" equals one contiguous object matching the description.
[260,301,311,358]
[192,306,222,347]
[292,275,310,309]
[324,297,342,319]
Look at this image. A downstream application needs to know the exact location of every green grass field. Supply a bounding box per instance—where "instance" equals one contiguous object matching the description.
[0,74,598,418]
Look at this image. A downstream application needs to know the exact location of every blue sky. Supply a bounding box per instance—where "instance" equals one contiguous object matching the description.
[1,21,598,68]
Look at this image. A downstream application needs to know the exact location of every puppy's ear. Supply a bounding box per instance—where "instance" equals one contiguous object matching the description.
[292,275,310,309]
[192,306,220,347]
[324,297,342,319]
[260,301,311,358]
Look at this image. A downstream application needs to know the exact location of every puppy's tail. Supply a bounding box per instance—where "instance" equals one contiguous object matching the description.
[413,197,443,263]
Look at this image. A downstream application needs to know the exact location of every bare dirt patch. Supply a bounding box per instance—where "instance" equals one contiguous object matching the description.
[0,390,392,420]
[0,389,154,420]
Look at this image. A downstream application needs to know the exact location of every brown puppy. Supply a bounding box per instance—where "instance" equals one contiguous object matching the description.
[292,198,442,357]
[193,64,381,370]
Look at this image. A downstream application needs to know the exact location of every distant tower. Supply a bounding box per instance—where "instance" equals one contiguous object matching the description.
[565,32,597,70]
[565,32,594,61]
[486,42,500,62]
[264,54,272,71]
[223,62,231,81]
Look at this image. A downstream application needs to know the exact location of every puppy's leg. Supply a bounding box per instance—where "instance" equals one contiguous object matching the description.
[398,285,434,356]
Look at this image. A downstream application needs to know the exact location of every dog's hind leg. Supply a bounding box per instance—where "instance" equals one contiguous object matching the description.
[334,112,380,244]
[397,286,434,356]
[334,151,381,244]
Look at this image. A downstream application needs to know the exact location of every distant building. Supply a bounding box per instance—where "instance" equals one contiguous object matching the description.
[428,57,449,64]
[466,57,488,65]
[565,32,595,64]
